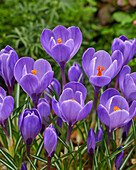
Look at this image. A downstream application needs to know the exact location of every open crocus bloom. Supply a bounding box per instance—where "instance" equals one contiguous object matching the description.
[14,57,54,107]
[52,82,93,126]
[119,65,136,104]
[0,45,18,95]
[41,25,82,67]
[97,88,136,132]
[112,35,136,65]
[82,48,123,88]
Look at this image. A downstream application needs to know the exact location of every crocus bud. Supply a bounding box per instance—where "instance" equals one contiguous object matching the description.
[115,146,124,170]
[68,63,84,83]
[0,45,18,96]
[87,128,95,155]
[0,86,14,137]
[44,78,61,104]
[56,117,62,136]
[96,125,103,143]
[44,124,57,157]
[37,98,51,133]
[21,163,27,170]
[122,120,132,141]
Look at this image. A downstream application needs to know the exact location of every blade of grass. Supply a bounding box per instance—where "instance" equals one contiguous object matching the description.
[0,158,15,170]
[27,155,37,170]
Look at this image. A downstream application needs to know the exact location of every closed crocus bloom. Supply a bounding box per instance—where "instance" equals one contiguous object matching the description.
[97,88,136,132]
[21,163,27,170]
[44,78,61,104]
[37,98,51,132]
[112,35,136,65]
[0,86,14,137]
[68,63,84,83]
[96,125,103,143]
[44,123,57,157]
[14,57,54,108]
[18,109,42,156]
[41,25,82,67]
[82,48,123,89]
[119,65,136,104]
[0,45,18,96]
[115,146,124,170]
[87,128,95,155]
[52,82,93,126]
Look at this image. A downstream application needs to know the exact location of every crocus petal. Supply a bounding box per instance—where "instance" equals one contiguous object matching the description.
[100,88,120,108]
[0,87,6,99]
[59,88,74,103]
[64,82,87,101]
[0,96,14,121]
[104,60,117,79]
[89,75,111,87]
[82,48,95,78]
[51,44,71,65]
[87,128,95,154]
[115,146,124,170]
[65,39,74,53]
[93,50,112,75]
[41,29,53,56]
[131,72,136,84]
[129,100,136,118]
[40,71,54,92]
[76,101,93,121]
[119,65,131,97]
[123,41,132,65]
[110,110,129,130]
[68,26,82,58]
[74,91,84,106]
[96,125,103,143]
[14,57,34,83]
[97,104,110,127]
[119,35,128,41]
[61,100,82,125]
[34,59,52,80]
[112,38,125,55]
[53,25,70,43]
[20,74,39,98]
[52,96,61,118]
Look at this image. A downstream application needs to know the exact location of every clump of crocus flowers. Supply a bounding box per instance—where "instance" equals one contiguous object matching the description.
[0,25,136,170]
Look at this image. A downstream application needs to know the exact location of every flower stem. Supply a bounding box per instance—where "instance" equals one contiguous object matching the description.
[66,125,72,146]
[60,64,66,87]
[108,130,112,148]
[92,88,100,121]
[89,154,93,170]
[7,86,13,96]
[114,74,119,89]
[47,156,52,170]
[26,145,30,157]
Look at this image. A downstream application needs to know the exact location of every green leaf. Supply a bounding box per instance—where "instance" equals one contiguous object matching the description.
[27,155,37,170]
[0,158,15,170]
[113,12,133,25]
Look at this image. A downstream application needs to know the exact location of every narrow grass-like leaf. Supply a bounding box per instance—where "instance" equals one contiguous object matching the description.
[8,117,12,138]
[44,90,53,99]
[132,119,136,155]
[104,139,111,170]
[34,140,44,166]
[15,135,22,153]
[0,158,15,170]
[27,155,37,170]
[119,146,135,170]
[126,164,136,170]
[78,73,83,82]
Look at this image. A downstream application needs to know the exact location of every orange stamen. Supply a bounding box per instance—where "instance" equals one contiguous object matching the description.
[71,99,76,101]
[57,38,62,44]
[97,66,105,76]
[31,70,37,75]
[114,106,120,112]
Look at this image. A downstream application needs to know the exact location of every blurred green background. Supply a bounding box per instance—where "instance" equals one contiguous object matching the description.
[1,0,136,82]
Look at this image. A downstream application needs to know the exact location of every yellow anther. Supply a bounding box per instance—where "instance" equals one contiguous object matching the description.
[31,70,37,75]
[114,106,120,112]
[57,38,62,44]
[97,66,105,76]
[71,99,76,101]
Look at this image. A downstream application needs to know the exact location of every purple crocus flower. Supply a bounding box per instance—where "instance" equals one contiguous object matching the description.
[52,82,93,126]
[52,82,93,144]
[0,45,18,96]
[112,35,136,65]
[18,109,42,156]
[82,48,123,120]
[44,123,57,157]
[96,125,103,143]
[0,86,14,137]
[14,57,54,108]
[37,98,51,133]
[68,63,84,83]
[115,146,124,170]
[44,78,61,105]
[44,123,57,170]
[119,65,136,104]
[97,88,136,133]
[41,25,82,86]
[21,163,27,170]
[87,128,95,155]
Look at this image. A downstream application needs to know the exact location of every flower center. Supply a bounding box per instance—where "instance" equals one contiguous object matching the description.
[71,99,76,101]
[114,106,120,112]
[31,70,37,75]
[57,38,62,44]
[97,66,105,76]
